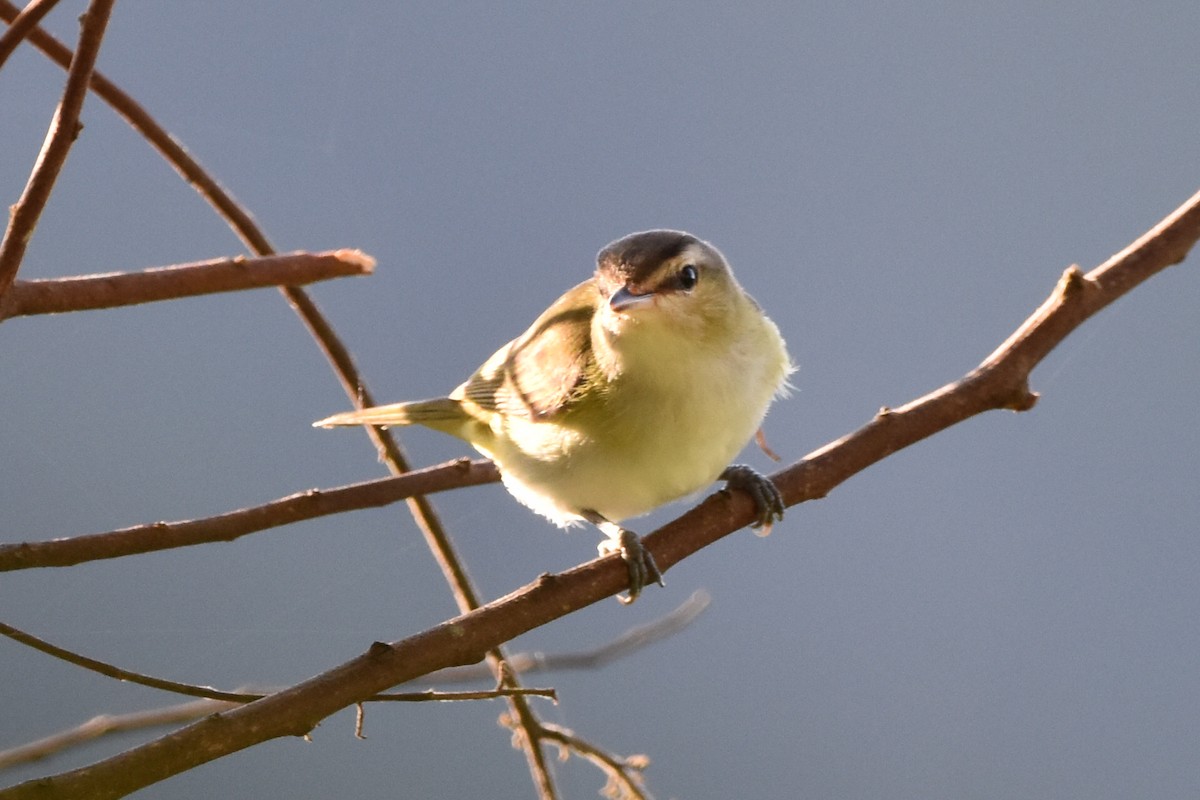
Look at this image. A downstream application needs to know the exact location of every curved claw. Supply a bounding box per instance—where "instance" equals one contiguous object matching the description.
[720,464,785,536]
[596,526,664,604]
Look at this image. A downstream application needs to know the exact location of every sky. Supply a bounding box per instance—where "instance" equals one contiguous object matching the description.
[2,3,1199,798]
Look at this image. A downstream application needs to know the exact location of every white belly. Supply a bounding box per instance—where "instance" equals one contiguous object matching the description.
[486,317,788,526]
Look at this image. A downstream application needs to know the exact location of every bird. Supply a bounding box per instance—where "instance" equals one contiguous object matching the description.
[315,230,793,602]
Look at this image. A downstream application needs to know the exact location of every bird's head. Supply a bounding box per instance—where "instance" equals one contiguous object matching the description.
[593,230,744,343]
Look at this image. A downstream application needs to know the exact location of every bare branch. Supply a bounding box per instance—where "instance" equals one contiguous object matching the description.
[0,0,114,298]
[0,620,264,703]
[0,250,374,319]
[0,700,238,772]
[2,189,1192,800]
[0,8,561,791]
[0,458,498,571]
[427,589,710,683]
[0,0,59,69]
[0,687,554,772]
[0,593,706,770]
[535,723,652,800]
[754,187,1200,557]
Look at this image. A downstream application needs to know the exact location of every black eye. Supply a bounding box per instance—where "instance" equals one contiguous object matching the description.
[678,264,699,290]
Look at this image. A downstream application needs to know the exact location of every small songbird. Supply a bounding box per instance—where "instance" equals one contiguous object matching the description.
[315,230,793,602]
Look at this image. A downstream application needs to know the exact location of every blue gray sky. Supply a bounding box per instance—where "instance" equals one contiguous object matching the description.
[3,4,1199,798]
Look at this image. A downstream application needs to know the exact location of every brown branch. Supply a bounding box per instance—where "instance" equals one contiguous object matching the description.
[0,249,375,319]
[0,700,239,772]
[0,458,499,571]
[0,612,564,710]
[0,616,535,707]
[0,620,268,704]
[0,688,554,772]
[0,0,114,298]
[0,7,560,793]
[4,190,1195,800]
[0,592,706,770]
[0,0,59,69]
[427,589,710,683]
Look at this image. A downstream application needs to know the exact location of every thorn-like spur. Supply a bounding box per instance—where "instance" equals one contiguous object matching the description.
[584,510,664,604]
[719,464,785,537]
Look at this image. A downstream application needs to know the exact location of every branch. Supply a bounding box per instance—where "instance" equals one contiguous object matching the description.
[0,688,554,772]
[0,592,705,770]
[426,589,710,683]
[0,249,375,319]
[0,458,499,571]
[0,700,238,772]
[535,723,651,800]
[0,8,560,792]
[0,0,114,298]
[4,190,1195,800]
[0,620,547,707]
[0,0,59,69]
[758,187,1200,548]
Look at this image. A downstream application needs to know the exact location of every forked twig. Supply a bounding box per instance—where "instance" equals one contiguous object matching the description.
[535,723,652,800]
[0,0,58,68]
[0,0,115,297]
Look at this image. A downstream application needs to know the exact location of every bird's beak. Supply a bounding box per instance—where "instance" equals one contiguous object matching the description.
[609,285,655,312]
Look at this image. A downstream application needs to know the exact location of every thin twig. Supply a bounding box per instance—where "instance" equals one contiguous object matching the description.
[0,0,59,69]
[0,458,498,571]
[536,723,652,800]
[0,249,374,319]
[0,0,115,298]
[3,189,1193,800]
[0,619,262,703]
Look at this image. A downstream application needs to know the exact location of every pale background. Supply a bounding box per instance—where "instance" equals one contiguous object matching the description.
[2,3,1199,798]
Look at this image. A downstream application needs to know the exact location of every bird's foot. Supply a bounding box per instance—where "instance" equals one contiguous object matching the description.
[598,528,664,604]
[585,510,664,604]
[720,464,785,536]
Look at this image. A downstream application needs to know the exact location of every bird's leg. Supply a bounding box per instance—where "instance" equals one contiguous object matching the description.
[582,509,664,605]
[720,464,785,537]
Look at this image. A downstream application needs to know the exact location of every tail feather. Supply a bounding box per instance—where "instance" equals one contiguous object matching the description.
[313,397,465,429]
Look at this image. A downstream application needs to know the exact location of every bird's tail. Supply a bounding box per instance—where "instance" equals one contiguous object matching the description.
[313,398,466,432]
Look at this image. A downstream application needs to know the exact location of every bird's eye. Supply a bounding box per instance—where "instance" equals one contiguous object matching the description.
[678,264,699,290]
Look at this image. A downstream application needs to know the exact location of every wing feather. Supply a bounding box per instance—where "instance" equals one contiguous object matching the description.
[454,280,597,421]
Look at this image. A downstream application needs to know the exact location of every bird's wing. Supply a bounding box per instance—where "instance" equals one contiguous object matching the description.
[454,279,598,421]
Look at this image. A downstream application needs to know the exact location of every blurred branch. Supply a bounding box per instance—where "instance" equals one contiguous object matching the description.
[0,250,375,319]
[0,592,707,771]
[0,700,238,772]
[0,0,114,298]
[3,189,1194,800]
[0,458,499,571]
[535,723,651,800]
